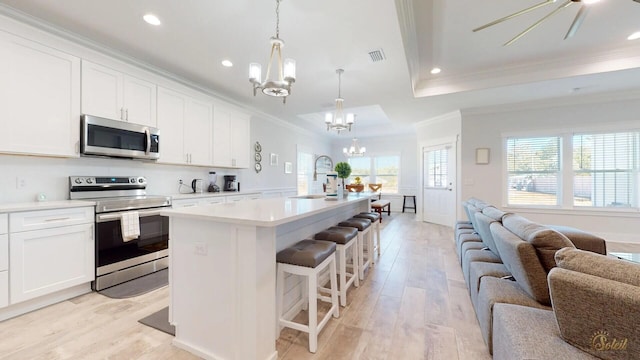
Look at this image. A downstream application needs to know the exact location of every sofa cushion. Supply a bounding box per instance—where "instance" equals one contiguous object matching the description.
[462,248,501,287]
[549,225,607,255]
[474,211,502,256]
[482,206,506,221]
[555,247,640,287]
[476,276,551,354]
[549,265,640,359]
[469,261,511,309]
[490,222,552,305]
[492,304,598,360]
[502,214,574,272]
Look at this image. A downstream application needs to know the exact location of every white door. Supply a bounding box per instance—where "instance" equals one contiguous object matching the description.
[422,143,456,226]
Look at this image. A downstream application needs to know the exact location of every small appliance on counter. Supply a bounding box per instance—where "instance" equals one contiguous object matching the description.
[224,175,238,192]
[191,179,204,193]
[208,171,220,192]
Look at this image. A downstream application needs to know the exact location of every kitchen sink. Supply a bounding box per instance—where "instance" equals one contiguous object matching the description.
[290,194,326,199]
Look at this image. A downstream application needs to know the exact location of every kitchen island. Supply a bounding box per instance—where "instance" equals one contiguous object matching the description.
[160,194,371,360]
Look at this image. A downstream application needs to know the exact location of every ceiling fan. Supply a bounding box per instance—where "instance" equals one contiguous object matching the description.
[474,0,639,46]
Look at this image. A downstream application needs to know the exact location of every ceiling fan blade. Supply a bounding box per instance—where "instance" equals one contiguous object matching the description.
[504,0,573,46]
[473,0,556,32]
[564,4,589,39]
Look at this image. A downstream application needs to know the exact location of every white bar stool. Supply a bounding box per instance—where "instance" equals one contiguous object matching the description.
[353,212,381,259]
[276,239,339,353]
[314,226,360,307]
[338,218,373,281]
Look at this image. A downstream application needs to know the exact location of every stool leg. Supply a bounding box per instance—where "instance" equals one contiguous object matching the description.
[376,222,381,256]
[368,228,375,265]
[351,242,360,288]
[357,232,365,280]
[276,264,285,334]
[329,256,339,318]
[338,246,347,307]
[301,275,308,311]
[402,196,406,213]
[308,271,318,353]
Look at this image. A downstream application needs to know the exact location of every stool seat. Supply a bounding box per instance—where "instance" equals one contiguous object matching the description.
[314,226,358,244]
[338,218,372,231]
[277,240,336,268]
[354,212,380,222]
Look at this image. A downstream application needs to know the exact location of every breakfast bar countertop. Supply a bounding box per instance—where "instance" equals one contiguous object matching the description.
[161,193,372,227]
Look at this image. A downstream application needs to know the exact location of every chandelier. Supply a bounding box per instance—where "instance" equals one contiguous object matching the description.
[343,137,366,157]
[249,0,296,104]
[325,69,355,133]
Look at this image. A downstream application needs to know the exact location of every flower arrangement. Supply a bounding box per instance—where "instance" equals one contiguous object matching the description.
[354,176,362,185]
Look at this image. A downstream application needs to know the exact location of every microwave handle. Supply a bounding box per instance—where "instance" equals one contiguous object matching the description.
[145,128,151,155]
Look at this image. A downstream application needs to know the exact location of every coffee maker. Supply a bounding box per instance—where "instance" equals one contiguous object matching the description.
[207,171,220,192]
[223,175,238,192]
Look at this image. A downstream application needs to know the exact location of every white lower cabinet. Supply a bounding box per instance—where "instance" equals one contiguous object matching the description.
[0,271,7,309]
[0,214,7,309]
[172,196,226,208]
[7,207,94,306]
[9,223,94,304]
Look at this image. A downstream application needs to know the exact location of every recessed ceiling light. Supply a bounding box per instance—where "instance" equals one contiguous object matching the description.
[221,60,233,67]
[431,67,441,74]
[143,14,161,26]
[628,32,640,41]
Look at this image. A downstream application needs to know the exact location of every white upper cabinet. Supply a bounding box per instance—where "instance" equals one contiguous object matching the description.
[0,31,80,157]
[81,60,156,127]
[213,106,250,168]
[157,86,213,166]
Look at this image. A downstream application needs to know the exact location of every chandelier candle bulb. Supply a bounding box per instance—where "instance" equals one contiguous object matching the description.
[249,63,262,83]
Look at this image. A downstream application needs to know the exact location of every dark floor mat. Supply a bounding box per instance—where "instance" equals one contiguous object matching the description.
[138,306,175,336]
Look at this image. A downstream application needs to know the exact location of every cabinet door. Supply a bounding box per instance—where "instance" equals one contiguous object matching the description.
[230,112,250,168]
[0,271,7,309]
[185,98,213,166]
[10,223,94,304]
[171,199,200,208]
[157,86,187,164]
[123,75,157,127]
[0,234,7,272]
[81,60,123,120]
[200,197,225,206]
[212,107,232,167]
[0,32,80,157]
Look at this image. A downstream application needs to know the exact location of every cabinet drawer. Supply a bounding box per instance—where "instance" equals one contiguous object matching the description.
[0,271,7,309]
[0,234,7,272]
[0,213,7,234]
[200,197,225,206]
[10,207,93,232]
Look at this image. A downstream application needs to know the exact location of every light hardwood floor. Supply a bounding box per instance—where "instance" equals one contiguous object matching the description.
[0,214,491,359]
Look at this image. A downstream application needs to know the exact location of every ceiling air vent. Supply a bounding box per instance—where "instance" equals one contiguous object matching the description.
[368,48,386,63]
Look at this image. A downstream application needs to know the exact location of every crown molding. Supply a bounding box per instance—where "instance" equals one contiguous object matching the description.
[414,110,462,129]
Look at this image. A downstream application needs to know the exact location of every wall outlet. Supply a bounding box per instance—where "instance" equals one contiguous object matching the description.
[194,242,208,256]
[179,179,183,185]
[16,177,26,189]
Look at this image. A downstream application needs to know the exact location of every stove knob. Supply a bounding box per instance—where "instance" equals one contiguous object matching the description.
[130,178,136,183]
[86,178,93,184]
[74,178,82,184]
[138,178,144,184]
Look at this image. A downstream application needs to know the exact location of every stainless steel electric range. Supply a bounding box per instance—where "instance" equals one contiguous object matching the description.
[69,176,171,291]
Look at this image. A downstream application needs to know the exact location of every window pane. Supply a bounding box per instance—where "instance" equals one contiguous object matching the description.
[348,157,371,185]
[573,132,639,208]
[426,149,448,188]
[297,152,314,195]
[375,156,399,193]
[507,137,560,206]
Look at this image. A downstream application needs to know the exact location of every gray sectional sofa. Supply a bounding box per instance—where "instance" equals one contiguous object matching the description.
[454,198,639,359]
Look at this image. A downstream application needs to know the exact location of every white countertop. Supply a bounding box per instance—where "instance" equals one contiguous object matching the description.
[171,191,260,200]
[161,194,371,227]
[0,200,96,213]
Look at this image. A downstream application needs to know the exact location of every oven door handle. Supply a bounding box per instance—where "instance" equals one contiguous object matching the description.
[96,209,164,223]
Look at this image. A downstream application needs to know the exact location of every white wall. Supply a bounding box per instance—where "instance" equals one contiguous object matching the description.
[0,115,331,204]
[460,96,640,243]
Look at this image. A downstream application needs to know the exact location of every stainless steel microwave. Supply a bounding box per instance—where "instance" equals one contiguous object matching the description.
[80,114,160,160]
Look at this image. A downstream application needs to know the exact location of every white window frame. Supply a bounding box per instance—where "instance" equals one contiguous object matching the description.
[347,152,401,194]
[502,127,640,213]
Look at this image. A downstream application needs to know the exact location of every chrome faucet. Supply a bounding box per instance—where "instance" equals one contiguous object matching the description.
[313,155,334,181]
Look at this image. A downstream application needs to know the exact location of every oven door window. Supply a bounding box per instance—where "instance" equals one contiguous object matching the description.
[96,214,168,268]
